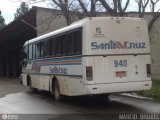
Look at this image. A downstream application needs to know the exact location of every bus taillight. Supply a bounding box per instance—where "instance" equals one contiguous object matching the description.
[146,64,151,77]
[86,66,93,80]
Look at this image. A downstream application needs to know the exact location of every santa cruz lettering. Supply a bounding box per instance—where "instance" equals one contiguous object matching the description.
[91,40,146,49]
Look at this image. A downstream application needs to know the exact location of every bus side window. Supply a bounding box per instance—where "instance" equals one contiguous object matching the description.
[23,45,28,59]
[41,39,51,57]
[41,41,45,57]
[51,38,56,56]
[45,39,51,56]
[32,44,35,58]
[35,42,41,58]
[67,32,74,55]
[56,36,63,56]
[63,34,68,56]
[29,44,33,59]
[74,29,82,55]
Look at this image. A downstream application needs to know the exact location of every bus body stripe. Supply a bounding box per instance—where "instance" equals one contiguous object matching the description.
[31,57,82,72]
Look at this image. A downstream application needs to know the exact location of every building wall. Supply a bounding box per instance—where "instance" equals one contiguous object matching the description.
[36,9,160,80]
[149,17,160,80]
[128,13,160,80]
[36,8,68,36]
[140,14,160,80]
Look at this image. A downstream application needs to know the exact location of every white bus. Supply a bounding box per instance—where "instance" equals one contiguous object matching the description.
[20,17,152,101]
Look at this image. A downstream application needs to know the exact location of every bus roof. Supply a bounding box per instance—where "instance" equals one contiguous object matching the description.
[24,17,144,46]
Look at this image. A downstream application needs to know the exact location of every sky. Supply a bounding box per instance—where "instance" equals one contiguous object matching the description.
[0,0,49,24]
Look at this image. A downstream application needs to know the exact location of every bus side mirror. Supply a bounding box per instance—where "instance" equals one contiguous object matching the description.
[20,50,27,60]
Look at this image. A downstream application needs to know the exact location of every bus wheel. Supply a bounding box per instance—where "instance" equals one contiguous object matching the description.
[54,80,63,101]
[28,77,38,93]
[30,86,38,93]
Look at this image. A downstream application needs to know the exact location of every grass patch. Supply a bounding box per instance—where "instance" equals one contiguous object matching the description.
[137,80,160,101]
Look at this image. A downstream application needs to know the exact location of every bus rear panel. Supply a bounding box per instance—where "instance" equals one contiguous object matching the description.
[83,17,151,95]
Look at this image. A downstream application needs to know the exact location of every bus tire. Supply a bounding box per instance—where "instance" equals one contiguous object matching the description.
[54,80,63,101]
[30,86,38,93]
[27,76,38,93]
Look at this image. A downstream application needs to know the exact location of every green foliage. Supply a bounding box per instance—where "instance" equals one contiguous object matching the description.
[0,11,5,30]
[138,80,160,101]
[14,2,30,20]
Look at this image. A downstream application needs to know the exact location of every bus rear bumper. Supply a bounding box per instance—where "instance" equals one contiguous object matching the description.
[84,80,152,95]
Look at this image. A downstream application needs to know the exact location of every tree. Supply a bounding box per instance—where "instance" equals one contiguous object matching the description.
[47,0,95,25]
[19,0,131,24]
[14,2,30,19]
[23,0,130,24]
[148,0,160,32]
[50,0,73,25]
[50,0,99,25]
[150,0,160,12]
[76,0,97,17]
[0,11,5,30]
[135,0,160,32]
[135,0,149,18]
[98,0,130,16]
[46,0,130,24]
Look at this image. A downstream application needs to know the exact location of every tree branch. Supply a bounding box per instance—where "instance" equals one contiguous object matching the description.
[98,0,114,13]
[122,0,130,12]
[77,0,90,16]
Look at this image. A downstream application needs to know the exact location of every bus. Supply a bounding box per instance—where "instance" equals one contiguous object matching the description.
[20,17,152,101]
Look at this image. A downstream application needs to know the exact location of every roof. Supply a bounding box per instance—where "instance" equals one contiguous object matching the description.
[0,6,37,52]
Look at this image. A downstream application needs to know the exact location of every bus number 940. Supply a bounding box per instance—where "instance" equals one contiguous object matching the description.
[114,60,127,67]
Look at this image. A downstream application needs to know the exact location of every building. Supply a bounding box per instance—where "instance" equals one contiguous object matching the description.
[0,7,69,77]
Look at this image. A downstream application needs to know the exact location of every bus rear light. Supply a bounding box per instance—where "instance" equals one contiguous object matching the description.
[93,88,97,90]
[86,66,93,80]
[145,84,149,86]
[146,64,151,77]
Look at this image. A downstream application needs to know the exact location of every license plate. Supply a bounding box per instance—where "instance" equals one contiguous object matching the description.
[116,71,126,77]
